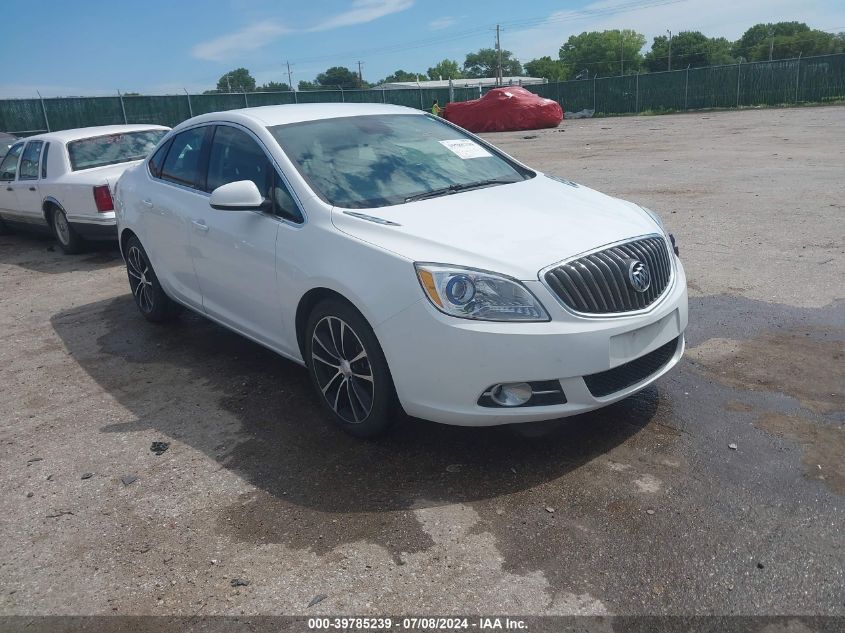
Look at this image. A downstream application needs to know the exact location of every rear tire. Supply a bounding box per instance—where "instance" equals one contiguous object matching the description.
[0,215,12,235]
[50,207,84,254]
[305,298,398,438]
[125,235,183,323]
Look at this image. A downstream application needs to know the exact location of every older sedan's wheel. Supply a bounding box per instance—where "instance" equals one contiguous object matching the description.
[125,236,182,323]
[51,207,84,254]
[305,299,397,437]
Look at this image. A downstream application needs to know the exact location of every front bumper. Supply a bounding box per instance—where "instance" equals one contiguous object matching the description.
[377,257,688,426]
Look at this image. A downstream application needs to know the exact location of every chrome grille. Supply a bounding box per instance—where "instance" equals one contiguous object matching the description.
[543,236,673,315]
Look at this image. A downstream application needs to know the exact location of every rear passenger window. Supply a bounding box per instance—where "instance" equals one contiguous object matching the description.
[160,128,207,189]
[206,125,302,223]
[148,138,171,178]
[0,143,24,180]
[41,143,50,178]
[20,141,44,180]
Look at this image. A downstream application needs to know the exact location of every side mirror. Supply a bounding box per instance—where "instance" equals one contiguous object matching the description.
[209,180,264,211]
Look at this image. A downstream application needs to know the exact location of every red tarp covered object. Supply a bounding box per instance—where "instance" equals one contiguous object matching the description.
[443,86,563,133]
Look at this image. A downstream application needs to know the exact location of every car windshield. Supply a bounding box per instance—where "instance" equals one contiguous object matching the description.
[67,130,168,171]
[268,114,532,209]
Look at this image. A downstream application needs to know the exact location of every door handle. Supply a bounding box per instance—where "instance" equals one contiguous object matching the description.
[141,198,154,207]
[191,219,209,232]
[29,187,36,191]
[5,187,11,192]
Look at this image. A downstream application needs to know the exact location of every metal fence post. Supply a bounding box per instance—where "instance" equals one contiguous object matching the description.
[244,91,249,107]
[684,65,689,110]
[37,90,50,132]
[635,73,639,112]
[795,53,802,103]
[184,88,193,117]
[593,75,597,111]
[340,87,345,103]
[736,61,741,107]
[118,90,128,123]
[382,89,386,104]
[293,90,298,104]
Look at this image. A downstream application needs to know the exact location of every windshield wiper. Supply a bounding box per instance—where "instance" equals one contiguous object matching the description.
[404,178,518,203]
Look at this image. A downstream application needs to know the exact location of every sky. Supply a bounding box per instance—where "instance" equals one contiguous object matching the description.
[1,0,843,97]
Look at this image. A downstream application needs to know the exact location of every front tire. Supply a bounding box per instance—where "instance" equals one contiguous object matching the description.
[125,236,182,323]
[305,299,397,438]
[50,207,84,254]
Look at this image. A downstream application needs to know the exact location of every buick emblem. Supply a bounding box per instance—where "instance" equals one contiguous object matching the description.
[627,259,651,293]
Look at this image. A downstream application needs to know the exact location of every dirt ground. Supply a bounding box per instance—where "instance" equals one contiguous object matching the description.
[1,106,843,618]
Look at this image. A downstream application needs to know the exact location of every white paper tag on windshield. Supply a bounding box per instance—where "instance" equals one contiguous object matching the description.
[439,139,492,159]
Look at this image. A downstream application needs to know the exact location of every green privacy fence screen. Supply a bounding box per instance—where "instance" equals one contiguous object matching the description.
[2,54,844,135]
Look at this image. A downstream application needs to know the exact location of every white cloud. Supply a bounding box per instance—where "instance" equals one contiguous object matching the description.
[429,16,457,30]
[310,0,414,32]
[190,1,414,62]
[191,21,288,62]
[507,0,845,62]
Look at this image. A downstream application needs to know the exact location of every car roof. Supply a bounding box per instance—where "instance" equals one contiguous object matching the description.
[172,103,422,132]
[24,124,170,144]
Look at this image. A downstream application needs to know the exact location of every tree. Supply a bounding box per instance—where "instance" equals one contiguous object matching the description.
[733,22,809,60]
[645,31,736,72]
[316,66,365,89]
[216,68,256,93]
[427,59,463,80]
[749,29,844,61]
[559,30,646,77]
[524,56,570,80]
[463,48,523,78]
[258,81,291,92]
[298,80,319,91]
[380,69,425,83]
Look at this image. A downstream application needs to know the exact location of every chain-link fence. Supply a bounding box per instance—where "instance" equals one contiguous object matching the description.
[2,54,843,135]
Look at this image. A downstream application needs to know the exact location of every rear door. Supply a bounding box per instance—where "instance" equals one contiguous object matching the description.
[139,126,211,310]
[0,142,24,217]
[188,123,286,348]
[14,141,46,222]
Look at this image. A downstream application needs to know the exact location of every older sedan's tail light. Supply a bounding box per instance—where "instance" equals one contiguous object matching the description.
[93,185,114,212]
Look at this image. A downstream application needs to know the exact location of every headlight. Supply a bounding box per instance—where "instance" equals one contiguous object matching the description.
[415,264,549,322]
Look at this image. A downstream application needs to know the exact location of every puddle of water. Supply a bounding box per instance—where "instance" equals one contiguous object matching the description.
[687,329,844,415]
[755,413,845,495]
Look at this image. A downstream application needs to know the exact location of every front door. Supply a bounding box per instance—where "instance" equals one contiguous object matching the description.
[0,142,24,218]
[188,124,283,349]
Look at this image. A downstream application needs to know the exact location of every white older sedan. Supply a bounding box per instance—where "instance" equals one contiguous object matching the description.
[115,104,687,437]
[0,125,169,253]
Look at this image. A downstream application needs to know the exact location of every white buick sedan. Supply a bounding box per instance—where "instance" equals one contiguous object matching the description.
[0,125,169,252]
[115,104,687,437]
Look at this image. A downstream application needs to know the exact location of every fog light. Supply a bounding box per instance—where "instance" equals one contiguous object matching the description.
[490,382,533,407]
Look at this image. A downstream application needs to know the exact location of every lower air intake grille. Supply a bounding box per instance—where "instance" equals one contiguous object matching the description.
[584,336,679,397]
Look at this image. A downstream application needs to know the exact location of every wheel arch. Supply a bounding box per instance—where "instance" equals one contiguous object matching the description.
[119,227,137,259]
[295,287,365,361]
[41,197,65,224]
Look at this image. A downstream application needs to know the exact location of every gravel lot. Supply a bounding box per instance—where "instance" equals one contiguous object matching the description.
[0,106,843,618]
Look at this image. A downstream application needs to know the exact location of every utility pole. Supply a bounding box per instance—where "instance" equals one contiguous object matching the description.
[667,30,673,71]
[357,61,364,88]
[495,24,502,85]
[286,60,294,90]
[620,31,624,76]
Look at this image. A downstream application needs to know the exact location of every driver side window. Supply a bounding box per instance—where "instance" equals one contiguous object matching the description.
[0,143,24,181]
[206,125,303,224]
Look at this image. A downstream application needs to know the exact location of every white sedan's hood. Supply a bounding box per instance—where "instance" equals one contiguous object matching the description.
[331,175,660,280]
